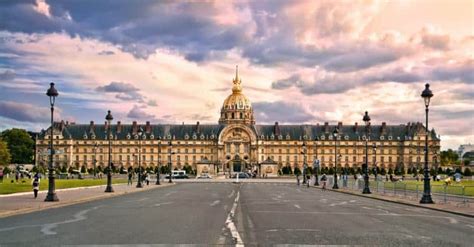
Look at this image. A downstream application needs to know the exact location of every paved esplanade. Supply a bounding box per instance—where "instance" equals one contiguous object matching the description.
[0,182,472,246]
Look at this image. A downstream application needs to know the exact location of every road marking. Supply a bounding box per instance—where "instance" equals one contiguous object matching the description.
[228,190,235,198]
[210,200,221,207]
[349,200,357,203]
[329,201,347,207]
[266,229,321,232]
[154,202,173,207]
[164,191,177,197]
[466,224,474,229]
[0,206,101,235]
[136,197,149,202]
[294,204,301,209]
[225,191,243,247]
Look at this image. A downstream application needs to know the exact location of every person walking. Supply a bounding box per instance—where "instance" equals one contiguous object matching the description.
[32,177,40,198]
[321,174,327,190]
[296,175,300,186]
[145,173,150,186]
[127,172,133,185]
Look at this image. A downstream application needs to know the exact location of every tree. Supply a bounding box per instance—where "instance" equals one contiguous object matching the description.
[0,129,34,164]
[464,168,472,176]
[0,140,11,167]
[440,149,459,166]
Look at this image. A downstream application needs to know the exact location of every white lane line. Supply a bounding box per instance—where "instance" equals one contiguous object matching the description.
[225,191,244,247]
[154,202,173,207]
[210,200,221,207]
[329,201,347,207]
[227,190,235,198]
[136,197,149,202]
[466,224,474,229]
[294,204,301,209]
[164,191,177,197]
[349,200,357,203]
[266,229,320,232]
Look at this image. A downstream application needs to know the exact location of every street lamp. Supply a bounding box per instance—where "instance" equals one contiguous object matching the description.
[362,111,371,194]
[168,141,173,183]
[136,127,144,188]
[93,142,98,179]
[314,137,319,186]
[420,83,434,204]
[332,127,339,189]
[302,142,307,184]
[45,82,59,202]
[373,143,377,181]
[156,140,161,185]
[104,110,114,193]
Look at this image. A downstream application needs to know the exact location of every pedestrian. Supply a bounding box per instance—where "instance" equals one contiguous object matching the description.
[32,177,40,198]
[296,175,300,186]
[321,174,327,190]
[15,173,19,183]
[127,172,133,185]
[386,174,389,181]
[145,173,150,186]
[306,175,310,188]
[0,170,3,183]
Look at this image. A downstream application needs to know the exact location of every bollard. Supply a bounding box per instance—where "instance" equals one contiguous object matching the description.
[404,183,407,197]
[443,185,447,203]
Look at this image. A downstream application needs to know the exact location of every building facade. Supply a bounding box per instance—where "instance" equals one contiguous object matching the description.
[35,69,441,176]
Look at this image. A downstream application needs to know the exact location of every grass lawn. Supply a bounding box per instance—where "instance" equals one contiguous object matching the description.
[379,180,474,196]
[0,178,127,195]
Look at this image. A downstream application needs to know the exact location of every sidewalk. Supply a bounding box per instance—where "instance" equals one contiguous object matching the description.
[0,181,174,218]
[326,186,474,218]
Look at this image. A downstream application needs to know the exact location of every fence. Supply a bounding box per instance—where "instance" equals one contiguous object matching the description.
[325,177,472,207]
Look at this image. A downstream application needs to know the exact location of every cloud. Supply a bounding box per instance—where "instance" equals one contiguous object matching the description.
[0,100,52,122]
[126,105,156,120]
[420,28,450,50]
[0,70,15,80]
[147,99,157,107]
[96,81,144,102]
[97,50,115,56]
[253,101,313,123]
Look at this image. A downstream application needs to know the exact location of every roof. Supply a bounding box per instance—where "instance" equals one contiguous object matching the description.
[38,121,440,141]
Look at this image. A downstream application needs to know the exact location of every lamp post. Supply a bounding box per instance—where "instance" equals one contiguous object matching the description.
[302,142,307,184]
[168,141,173,183]
[420,83,434,204]
[332,127,339,189]
[314,137,319,186]
[136,127,144,188]
[362,111,371,194]
[373,143,377,181]
[93,143,98,179]
[156,140,161,185]
[45,82,59,202]
[104,110,114,193]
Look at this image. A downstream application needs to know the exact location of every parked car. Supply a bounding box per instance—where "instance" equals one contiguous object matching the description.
[197,173,212,179]
[231,172,250,179]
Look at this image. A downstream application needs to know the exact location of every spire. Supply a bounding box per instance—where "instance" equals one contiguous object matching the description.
[232,65,242,93]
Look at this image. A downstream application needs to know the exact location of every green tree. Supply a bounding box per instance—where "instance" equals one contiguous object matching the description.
[440,149,459,166]
[464,168,472,176]
[0,129,34,164]
[0,140,11,167]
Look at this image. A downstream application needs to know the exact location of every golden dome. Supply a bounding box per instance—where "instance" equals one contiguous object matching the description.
[219,66,255,125]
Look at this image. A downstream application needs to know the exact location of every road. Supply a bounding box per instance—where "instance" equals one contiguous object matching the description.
[0,182,472,246]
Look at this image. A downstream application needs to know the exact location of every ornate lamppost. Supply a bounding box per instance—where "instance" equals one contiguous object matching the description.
[136,127,144,188]
[302,142,307,184]
[168,141,173,183]
[420,83,434,204]
[332,127,339,189]
[156,140,161,185]
[362,111,371,194]
[45,82,59,202]
[93,143,98,179]
[314,137,319,186]
[373,143,377,181]
[104,110,114,193]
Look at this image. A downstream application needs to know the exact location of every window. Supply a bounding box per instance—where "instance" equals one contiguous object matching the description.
[119,155,122,161]
[127,155,130,161]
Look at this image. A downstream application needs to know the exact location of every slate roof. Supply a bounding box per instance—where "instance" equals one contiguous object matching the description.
[39,121,440,141]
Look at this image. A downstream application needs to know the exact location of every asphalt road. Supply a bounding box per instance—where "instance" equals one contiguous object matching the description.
[0,182,472,246]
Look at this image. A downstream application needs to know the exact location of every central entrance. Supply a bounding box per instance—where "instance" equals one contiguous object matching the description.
[232,155,242,172]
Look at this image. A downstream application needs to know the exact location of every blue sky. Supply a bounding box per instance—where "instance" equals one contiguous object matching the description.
[0,0,472,150]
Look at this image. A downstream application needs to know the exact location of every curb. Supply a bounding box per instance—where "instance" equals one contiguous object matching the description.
[0,183,175,218]
[325,187,473,218]
[0,183,128,198]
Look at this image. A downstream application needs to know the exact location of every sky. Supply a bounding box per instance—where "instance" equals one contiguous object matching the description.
[0,0,472,150]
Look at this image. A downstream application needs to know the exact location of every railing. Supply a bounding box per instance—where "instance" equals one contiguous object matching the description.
[326,177,472,207]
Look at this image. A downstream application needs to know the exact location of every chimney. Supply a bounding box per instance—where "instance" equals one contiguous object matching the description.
[89,121,95,132]
[381,122,387,134]
[196,121,200,133]
[117,121,122,133]
[132,121,138,135]
[353,122,358,132]
[146,121,151,133]
[274,122,280,135]
[324,122,329,133]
